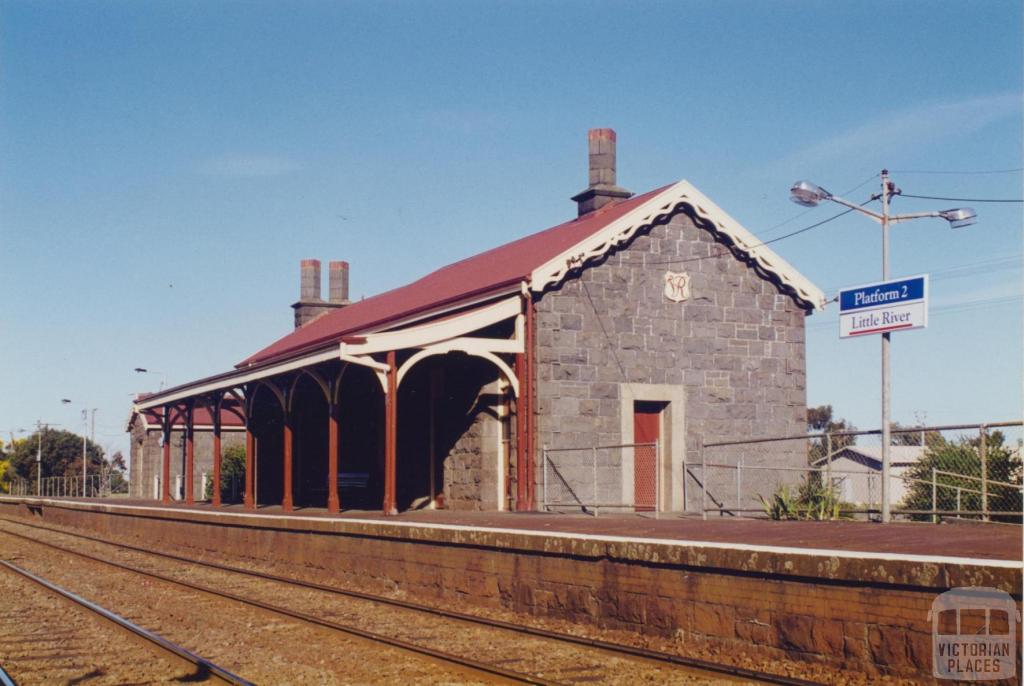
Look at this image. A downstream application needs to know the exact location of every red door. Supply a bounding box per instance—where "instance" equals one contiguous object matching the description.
[633,403,661,511]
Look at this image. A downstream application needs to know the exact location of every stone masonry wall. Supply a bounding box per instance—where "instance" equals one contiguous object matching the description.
[442,380,503,511]
[534,208,810,509]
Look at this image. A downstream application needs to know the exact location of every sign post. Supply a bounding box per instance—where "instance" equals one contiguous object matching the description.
[839,275,928,339]
[839,272,928,523]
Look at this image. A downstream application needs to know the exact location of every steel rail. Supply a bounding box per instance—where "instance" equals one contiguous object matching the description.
[0,517,821,686]
[0,559,252,686]
[0,527,558,686]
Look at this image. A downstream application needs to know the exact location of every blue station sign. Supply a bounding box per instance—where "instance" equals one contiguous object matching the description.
[839,274,928,338]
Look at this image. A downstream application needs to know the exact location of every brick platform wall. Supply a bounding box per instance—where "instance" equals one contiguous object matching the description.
[8,500,1018,681]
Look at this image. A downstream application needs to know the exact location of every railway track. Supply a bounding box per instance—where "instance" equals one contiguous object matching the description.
[0,527,551,686]
[0,517,823,686]
[0,559,251,686]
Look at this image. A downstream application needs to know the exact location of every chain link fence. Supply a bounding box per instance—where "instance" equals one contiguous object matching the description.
[542,442,659,515]
[689,421,1022,522]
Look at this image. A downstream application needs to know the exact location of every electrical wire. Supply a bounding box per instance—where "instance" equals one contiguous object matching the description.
[890,168,1024,175]
[753,172,878,240]
[819,254,1022,296]
[632,198,875,268]
[899,193,1023,203]
[806,293,1022,330]
[579,278,637,399]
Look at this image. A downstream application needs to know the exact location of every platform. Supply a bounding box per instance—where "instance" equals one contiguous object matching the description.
[13,496,1019,560]
[2,496,1020,680]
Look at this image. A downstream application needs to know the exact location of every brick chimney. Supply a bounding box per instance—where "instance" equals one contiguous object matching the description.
[328,261,350,305]
[571,128,633,217]
[291,259,349,328]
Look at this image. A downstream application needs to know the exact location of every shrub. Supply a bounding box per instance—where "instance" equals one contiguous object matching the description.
[203,445,246,502]
[760,475,850,521]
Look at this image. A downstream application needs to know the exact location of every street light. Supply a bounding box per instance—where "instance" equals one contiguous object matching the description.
[134,367,166,391]
[789,169,976,523]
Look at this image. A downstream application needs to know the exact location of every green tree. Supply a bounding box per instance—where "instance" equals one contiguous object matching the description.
[203,445,246,503]
[0,438,10,493]
[8,428,104,481]
[902,431,1022,522]
[889,422,943,447]
[107,450,128,493]
[807,405,857,464]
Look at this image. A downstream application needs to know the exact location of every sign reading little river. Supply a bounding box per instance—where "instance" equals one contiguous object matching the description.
[839,274,928,339]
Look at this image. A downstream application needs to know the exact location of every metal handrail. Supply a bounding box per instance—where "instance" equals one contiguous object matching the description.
[544,442,657,453]
[702,420,1022,448]
[932,469,1020,489]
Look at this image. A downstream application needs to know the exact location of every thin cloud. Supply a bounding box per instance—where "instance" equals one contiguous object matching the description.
[780,93,1021,171]
[196,154,302,178]
[423,107,507,135]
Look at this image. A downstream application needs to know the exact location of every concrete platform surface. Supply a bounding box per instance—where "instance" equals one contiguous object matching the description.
[13,497,1021,562]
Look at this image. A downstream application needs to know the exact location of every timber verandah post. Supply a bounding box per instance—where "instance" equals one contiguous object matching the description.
[283,399,294,512]
[211,394,223,508]
[525,294,537,511]
[244,427,255,510]
[515,350,528,511]
[161,405,172,505]
[514,290,536,512]
[184,402,195,505]
[243,387,255,511]
[383,350,398,516]
[327,394,341,514]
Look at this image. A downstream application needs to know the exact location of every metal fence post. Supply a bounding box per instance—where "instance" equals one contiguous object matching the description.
[700,442,707,521]
[655,440,661,519]
[736,456,743,515]
[979,424,988,521]
[542,445,548,512]
[681,441,688,514]
[931,468,938,524]
[956,487,962,515]
[825,433,832,493]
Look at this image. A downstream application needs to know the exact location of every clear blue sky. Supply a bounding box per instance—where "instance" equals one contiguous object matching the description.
[1,1,1021,458]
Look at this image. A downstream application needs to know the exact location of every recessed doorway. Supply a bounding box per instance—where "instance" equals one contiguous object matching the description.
[633,401,666,511]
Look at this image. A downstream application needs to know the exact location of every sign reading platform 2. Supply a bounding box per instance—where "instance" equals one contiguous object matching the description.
[839,274,928,339]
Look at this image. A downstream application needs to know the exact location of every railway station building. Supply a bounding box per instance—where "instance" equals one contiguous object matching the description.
[131,129,825,515]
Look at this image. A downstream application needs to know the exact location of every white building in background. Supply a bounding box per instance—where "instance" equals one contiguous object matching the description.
[818,445,926,506]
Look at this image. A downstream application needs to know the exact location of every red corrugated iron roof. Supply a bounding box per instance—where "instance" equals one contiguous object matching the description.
[240,185,671,367]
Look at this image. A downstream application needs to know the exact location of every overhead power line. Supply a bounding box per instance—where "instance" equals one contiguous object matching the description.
[630,196,877,269]
[819,254,1022,296]
[899,193,1023,204]
[754,173,878,240]
[807,293,1022,330]
[890,167,1024,176]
